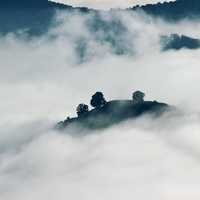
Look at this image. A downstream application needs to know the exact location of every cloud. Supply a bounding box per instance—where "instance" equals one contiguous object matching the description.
[50,0,176,10]
[0,9,200,200]
[1,115,200,200]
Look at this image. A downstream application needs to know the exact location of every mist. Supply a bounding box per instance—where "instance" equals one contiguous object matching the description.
[0,9,200,200]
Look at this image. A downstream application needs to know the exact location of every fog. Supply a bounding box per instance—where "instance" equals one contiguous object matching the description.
[0,10,200,200]
[50,0,176,10]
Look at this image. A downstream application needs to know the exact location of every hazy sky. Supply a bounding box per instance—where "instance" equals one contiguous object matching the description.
[50,0,176,9]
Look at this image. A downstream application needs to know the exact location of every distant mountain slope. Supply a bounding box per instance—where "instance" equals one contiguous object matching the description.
[1,0,200,59]
[0,1,86,35]
[1,0,68,8]
[1,0,200,35]
[0,1,66,35]
[132,0,200,20]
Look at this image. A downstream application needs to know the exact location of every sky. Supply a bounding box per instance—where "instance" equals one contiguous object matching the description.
[0,5,200,200]
[50,0,176,9]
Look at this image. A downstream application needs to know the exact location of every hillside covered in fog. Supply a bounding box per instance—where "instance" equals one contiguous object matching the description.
[1,1,200,200]
[1,0,200,56]
[1,0,200,35]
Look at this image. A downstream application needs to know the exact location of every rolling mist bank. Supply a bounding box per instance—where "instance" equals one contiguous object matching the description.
[0,2,200,200]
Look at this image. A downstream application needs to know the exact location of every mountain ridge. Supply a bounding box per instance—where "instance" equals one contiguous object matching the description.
[131,0,200,20]
[1,0,200,16]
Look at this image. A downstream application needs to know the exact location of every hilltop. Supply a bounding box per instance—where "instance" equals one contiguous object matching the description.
[56,91,169,131]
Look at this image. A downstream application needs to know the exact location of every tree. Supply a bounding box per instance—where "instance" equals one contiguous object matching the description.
[132,91,145,104]
[90,92,106,108]
[76,104,89,117]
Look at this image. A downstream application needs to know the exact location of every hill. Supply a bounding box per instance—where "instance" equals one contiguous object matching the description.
[57,100,169,131]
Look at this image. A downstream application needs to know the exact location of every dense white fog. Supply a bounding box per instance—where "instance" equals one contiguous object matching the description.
[50,0,176,10]
[0,10,200,200]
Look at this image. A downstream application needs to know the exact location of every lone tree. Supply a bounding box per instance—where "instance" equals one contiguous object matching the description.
[90,92,106,108]
[76,104,89,117]
[132,91,145,104]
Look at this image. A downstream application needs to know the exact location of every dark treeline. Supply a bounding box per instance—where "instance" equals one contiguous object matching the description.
[132,0,200,20]
[1,0,200,35]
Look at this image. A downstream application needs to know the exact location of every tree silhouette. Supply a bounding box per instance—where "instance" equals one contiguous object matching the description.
[90,92,106,108]
[132,91,145,104]
[76,104,89,117]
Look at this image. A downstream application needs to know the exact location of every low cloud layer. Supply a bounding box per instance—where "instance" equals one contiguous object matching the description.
[0,9,200,200]
[50,0,176,10]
